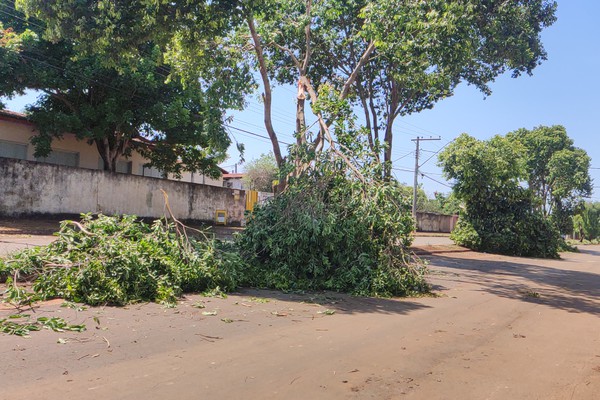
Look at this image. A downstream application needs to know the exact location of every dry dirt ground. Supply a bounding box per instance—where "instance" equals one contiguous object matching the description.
[1,227,599,399]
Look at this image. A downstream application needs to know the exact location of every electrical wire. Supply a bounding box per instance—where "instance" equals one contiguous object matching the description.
[420,173,453,189]
[418,139,454,168]
[225,124,291,145]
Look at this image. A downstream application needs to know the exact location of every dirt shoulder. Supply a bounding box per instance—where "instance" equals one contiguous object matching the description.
[2,247,599,399]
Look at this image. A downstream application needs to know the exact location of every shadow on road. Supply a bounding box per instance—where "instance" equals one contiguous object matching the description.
[232,288,432,317]
[426,251,600,316]
[577,247,600,257]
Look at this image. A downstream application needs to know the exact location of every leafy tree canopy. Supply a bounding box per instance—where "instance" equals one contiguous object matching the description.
[507,125,592,232]
[0,1,247,175]
[14,0,558,180]
[439,127,591,258]
[573,202,600,242]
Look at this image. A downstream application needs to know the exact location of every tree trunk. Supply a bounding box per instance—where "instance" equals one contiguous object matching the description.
[383,82,400,181]
[296,79,307,145]
[246,16,284,169]
[383,122,394,180]
[96,138,118,172]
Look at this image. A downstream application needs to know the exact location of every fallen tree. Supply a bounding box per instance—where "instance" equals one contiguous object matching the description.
[1,214,242,306]
[236,149,428,297]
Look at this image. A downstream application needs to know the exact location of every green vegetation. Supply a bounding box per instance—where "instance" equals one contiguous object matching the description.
[0,1,245,176]
[14,0,557,179]
[439,128,591,258]
[417,191,461,215]
[242,153,278,192]
[237,153,427,297]
[0,1,564,309]
[507,126,592,234]
[0,314,85,337]
[2,201,428,308]
[1,214,242,306]
[573,202,600,242]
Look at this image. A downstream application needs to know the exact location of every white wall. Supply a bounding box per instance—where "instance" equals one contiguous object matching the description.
[0,158,246,225]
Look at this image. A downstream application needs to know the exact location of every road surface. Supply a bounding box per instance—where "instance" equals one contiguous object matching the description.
[1,246,599,399]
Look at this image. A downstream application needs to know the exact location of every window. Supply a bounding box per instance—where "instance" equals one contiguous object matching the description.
[139,165,164,178]
[0,140,27,160]
[36,149,79,167]
[116,160,132,174]
[97,158,132,174]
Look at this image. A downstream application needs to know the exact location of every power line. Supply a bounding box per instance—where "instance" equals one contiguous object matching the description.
[225,124,291,145]
[421,173,453,189]
[397,119,440,137]
[411,136,441,217]
[231,117,295,142]
[419,139,454,168]
[392,151,414,162]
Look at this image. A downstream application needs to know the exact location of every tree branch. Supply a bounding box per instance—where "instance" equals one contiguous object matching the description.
[271,42,302,70]
[299,76,365,183]
[302,0,312,73]
[42,89,76,113]
[340,41,375,100]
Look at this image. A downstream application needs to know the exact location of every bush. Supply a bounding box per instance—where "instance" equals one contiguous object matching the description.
[3,214,242,305]
[237,167,428,297]
[451,207,561,258]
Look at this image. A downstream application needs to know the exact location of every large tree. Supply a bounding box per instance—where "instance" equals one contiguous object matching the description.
[238,0,557,177]
[0,1,245,175]
[439,126,591,257]
[439,133,560,258]
[14,0,557,181]
[507,125,592,232]
[345,0,557,177]
[573,202,600,241]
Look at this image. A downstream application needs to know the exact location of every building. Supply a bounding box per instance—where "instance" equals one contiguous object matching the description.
[222,173,246,190]
[0,109,225,186]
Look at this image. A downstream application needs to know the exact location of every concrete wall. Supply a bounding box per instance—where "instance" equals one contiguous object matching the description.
[0,158,246,225]
[0,116,223,187]
[416,212,458,233]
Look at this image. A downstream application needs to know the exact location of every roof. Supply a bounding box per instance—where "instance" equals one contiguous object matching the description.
[222,173,245,179]
[0,109,33,125]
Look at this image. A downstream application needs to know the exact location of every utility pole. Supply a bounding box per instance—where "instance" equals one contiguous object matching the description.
[411,136,441,219]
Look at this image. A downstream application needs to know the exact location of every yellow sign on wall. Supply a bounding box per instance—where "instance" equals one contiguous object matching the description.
[215,210,227,225]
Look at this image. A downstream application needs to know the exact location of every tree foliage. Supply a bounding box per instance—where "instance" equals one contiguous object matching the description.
[1,215,242,306]
[440,126,591,257]
[418,192,462,215]
[237,127,428,296]
[14,0,557,180]
[573,202,600,242]
[242,153,278,192]
[507,125,592,233]
[336,0,557,176]
[0,1,246,175]
[439,133,561,258]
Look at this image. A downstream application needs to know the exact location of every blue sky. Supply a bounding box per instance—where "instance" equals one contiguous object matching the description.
[4,1,599,199]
